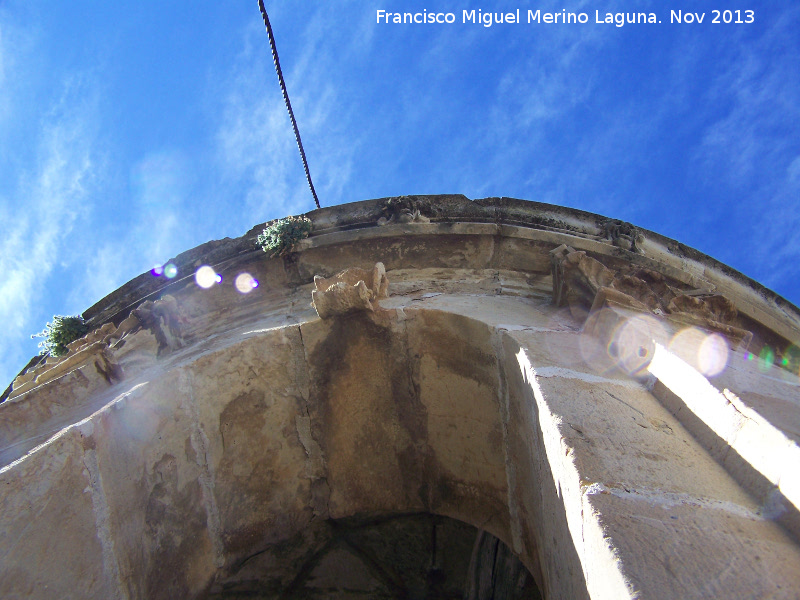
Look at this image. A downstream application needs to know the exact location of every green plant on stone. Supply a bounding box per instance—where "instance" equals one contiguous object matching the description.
[32,315,90,357]
[257,215,312,257]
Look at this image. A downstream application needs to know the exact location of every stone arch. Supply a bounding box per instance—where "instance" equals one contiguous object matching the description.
[193,305,570,598]
[115,304,581,598]
[5,195,800,599]
[204,511,541,599]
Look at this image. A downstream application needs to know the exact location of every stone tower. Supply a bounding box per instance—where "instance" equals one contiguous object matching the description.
[2,196,800,599]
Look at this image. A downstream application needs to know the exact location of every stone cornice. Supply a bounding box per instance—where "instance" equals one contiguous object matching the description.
[4,195,799,404]
[78,195,800,337]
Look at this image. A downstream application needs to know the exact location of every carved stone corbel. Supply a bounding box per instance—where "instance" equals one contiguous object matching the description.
[550,245,753,350]
[600,218,642,253]
[132,294,189,354]
[377,196,432,226]
[312,262,389,319]
[550,245,615,320]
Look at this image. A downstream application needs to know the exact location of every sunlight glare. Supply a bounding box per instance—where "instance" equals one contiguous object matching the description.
[163,263,178,279]
[235,272,259,293]
[669,327,729,377]
[698,333,729,377]
[195,265,218,289]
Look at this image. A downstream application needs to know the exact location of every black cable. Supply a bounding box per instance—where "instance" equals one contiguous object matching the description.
[258,0,321,209]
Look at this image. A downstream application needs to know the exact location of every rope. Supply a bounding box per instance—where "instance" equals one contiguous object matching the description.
[258,0,321,209]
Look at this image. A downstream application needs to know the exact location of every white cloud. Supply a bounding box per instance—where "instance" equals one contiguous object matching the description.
[216,50,304,219]
[436,6,613,202]
[65,243,128,317]
[63,147,192,319]
[129,149,188,258]
[0,72,99,387]
[693,8,800,294]
[213,10,359,222]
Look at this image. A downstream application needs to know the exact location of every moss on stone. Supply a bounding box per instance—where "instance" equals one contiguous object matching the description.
[32,315,89,357]
[257,215,312,257]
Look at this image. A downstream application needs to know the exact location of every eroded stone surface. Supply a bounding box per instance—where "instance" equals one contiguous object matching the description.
[3,196,800,600]
[377,196,433,226]
[550,244,753,350]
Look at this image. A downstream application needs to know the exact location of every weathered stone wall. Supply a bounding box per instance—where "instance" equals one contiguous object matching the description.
[2,196,800,599]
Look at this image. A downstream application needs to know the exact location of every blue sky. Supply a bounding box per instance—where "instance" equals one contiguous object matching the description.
[1,1,798,388]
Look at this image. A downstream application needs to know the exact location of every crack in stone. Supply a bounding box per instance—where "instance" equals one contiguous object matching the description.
[181,370,224,568]
[493,328,525,557]
[81,441,126,600]
[294,324,331,519]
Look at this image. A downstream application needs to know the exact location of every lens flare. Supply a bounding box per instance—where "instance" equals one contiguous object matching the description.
[758,346,775,372]
[579,308,622,374]
[580,308,667,376]
[669,328,705,371]
[163,263,178,279]
[669,327,730,376]
[780,345,800,383]
[235,272,258,294]
[151,265,164,277]
[698,333,729,377]
[613,314,667,375]
[195,265,218,289]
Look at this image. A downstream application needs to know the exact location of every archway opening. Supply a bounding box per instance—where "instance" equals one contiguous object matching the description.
[202,512,542,599]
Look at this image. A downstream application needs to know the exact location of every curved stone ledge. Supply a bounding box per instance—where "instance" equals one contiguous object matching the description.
[2,196,800,599]
[18,195,789,348]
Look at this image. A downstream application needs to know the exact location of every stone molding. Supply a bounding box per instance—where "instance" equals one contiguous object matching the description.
[550,244,753,349]
[7,295,188,402]
[6,196,799,403]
